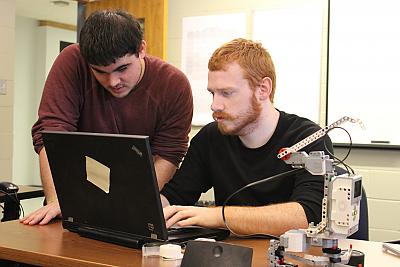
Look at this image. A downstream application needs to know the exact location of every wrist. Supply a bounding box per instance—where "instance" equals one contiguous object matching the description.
[45,198,58,205]
[213,206,225,228]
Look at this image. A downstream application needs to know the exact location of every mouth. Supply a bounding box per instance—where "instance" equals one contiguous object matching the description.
[111,86,125,94]
[214,116,224,122]
[213,112,235,122]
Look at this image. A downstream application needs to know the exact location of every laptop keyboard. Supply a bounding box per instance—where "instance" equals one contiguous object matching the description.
[167,227,201,236]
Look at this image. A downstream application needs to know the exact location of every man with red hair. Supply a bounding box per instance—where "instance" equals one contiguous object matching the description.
[161,38,332,236]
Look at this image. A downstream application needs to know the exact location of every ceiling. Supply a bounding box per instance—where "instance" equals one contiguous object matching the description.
[16,0,78,26]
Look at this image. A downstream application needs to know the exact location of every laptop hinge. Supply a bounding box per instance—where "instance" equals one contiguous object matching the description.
[77,226,147,249]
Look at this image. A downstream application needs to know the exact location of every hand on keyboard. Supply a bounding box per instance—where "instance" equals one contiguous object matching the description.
[163,205,223,229]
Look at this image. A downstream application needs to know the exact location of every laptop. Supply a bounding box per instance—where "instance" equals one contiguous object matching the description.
[42,131,230,248]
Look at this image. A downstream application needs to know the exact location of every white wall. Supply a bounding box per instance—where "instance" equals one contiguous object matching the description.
[168,0,400,242]
[13,16,39,186]
[0,0,15,181]
[13,16,76,186]
[13,16,76,214]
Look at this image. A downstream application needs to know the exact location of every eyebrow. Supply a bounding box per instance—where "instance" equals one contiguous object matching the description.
[207,87,236,92]
[91,63,131,74]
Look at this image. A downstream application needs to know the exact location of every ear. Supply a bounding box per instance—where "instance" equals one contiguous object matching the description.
[257,77,272,101]
[138,40,147,59]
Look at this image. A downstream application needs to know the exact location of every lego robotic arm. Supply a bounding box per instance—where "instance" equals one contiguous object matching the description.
[269,116,364,267]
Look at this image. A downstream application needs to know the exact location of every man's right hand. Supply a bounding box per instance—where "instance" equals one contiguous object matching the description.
[19,200,61,225]
[21,148,61,225]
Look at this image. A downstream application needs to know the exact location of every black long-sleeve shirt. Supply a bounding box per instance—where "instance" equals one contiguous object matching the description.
[161,110,333,224]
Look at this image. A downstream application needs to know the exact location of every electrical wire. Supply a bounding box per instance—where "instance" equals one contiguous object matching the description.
[221,168,306,239]
[325,126,355,174]
[0,190,25,218]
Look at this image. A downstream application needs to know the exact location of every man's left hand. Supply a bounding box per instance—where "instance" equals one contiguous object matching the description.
[163,205,224,229]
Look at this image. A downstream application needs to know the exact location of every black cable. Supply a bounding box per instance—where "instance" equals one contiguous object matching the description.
[14,192,25,218]
[221,168,306,239]
[0,190,24,218]
[324,126,355,174]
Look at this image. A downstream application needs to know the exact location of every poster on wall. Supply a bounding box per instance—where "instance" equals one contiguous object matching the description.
[181,13,247,126]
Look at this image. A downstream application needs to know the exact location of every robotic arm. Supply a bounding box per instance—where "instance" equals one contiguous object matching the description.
[269,116,364,267]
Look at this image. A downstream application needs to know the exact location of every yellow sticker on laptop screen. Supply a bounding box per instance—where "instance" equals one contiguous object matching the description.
[85,156,110,193]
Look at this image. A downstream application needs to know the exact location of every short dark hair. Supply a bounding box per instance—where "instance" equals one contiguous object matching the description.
[79,10,143,66]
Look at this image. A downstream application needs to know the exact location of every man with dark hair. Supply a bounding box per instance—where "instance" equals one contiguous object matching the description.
[21,10,193,225]
[161,38,332,236]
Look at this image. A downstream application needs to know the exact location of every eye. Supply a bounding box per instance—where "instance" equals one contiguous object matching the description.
[92,68,106,74]
[222,91,233,97]
[117,66,128,73]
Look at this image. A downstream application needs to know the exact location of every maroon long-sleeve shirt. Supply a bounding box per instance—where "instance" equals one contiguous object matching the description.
[32,44,193,166]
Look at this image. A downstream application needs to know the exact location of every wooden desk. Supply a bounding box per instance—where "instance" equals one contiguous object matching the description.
[0,185,44,221]
[0,220,399,267]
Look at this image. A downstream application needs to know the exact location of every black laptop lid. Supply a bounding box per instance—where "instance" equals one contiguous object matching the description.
[42,131,169,242]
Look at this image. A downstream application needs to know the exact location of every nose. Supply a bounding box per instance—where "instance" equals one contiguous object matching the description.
[211,94,224,112]
[108,73,120,87]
